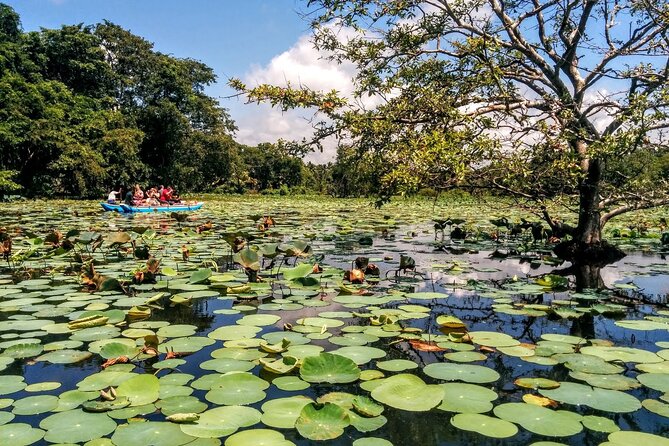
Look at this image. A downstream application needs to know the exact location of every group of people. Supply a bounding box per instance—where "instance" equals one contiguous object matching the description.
[107,185,181,206]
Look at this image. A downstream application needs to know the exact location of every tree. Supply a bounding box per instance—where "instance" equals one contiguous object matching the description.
[232,0,669,260]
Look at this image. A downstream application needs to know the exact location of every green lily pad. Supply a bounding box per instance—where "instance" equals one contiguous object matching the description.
[581,414,621,432]
[12,395,59,415]
[116,374,160,406]
[36,349,92,364]
[156,324,198,338]
[0,376,26,395]
[376,359,418,372]
[180,406,262,438]
[208,325,261,341]
[0,423,44,445]
[493,403,583,437]
[370,374,443,412]
[330,346,386,365]
[605,431,669,446]
[300,353,361,383]
[111,421,195,446]
[224,428,295,446]
[641,399,669,418]
[157,395,208,416]
[424,363,500,384]
[1,342,43,359]
[205,372,269,405]
[451,413,518,438]
[272,376,309,391]
[539,382,641,413]
[438,383,498,413]
[261,396,313,428]
[637,373,669,392]
[295,402,350,441]
[580,346,663,364]
[468,331,520,347]
[39,409,117,443]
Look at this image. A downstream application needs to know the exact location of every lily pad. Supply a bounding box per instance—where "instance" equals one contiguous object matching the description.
[493,403,583,437]
[39,409,117,443]
[224,429,295,446]
[300,353,361,383]
[424,363,500,384]
[370,374,443,412]
[111,421,196,446]
[295,402,350,441]
[450,413,518,438]
[261,396,313,428]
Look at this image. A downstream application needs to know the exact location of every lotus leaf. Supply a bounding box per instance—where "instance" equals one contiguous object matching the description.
[285,344,324,359]
[111,421,196,446]
[260,396,313,428]
[116,374,160,406]
[205,372,269,405]
[330,346,386,365]
[637,373,669,392]
[514,377,561,389]
[347,411,388,432]
[605,431,669,446]
[200,358,255,374]
[352,395,384,417]
[158,396,208,416]
[468,331,520,347]
[208,325,261,341]
[39,409,117,443]
[438,383,498,413]
[370,374,443,412]
[580,346,663,364]
[493,403,583,437]
[376,359,419,372]
[641,399,669,418]
[271,376,309,392]
[180,405,262,438]
[156,324,198,338]
[212,348,267,361]
[159,336,216,353]
[0,423,44,446]
[12,395,59,415]
[237,314,281,327]
[539,382,641,412]
[1,342,43,359]
[424,363,500,384]
[0,375,26,395]
[444,351,487,362]
[451,413,518,438]
[295,402,350,440]
[581,415,620,432]
[300,352,361,383]
[224,429,295,446]
[553,353,624,374]
[352,438,393,446]
[569,371,640,390]
[36,349,92,364]
[259,356,299,374]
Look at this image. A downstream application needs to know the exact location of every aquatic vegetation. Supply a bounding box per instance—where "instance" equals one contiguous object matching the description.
[0,196,667,445]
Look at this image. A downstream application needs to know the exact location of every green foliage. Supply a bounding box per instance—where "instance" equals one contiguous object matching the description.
[0,5,319,197]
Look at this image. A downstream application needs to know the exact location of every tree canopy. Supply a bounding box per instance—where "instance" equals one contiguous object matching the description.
[233,0,669,254]
[0,4,310,197]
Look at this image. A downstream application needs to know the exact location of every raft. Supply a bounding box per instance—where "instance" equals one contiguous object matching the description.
[100,202,204,213]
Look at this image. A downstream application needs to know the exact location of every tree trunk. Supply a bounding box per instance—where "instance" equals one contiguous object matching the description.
[575,151,602,244]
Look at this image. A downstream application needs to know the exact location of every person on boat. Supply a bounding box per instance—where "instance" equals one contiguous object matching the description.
[160,186,173,204]
[107,188,122,204]
[124,188,134,205]
[145,187,160,206]
[132,184,145,206]
[167,188,183,204]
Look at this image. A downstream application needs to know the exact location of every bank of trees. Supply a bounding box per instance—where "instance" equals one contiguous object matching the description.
[0,4,314,197]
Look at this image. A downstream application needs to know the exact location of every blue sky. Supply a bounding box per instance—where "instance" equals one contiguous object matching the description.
[4,0,344,158]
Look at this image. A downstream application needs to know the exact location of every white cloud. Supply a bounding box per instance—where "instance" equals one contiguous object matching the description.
[234,31,360,163]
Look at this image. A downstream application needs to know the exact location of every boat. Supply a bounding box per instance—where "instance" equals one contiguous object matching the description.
[101,202,204,213]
